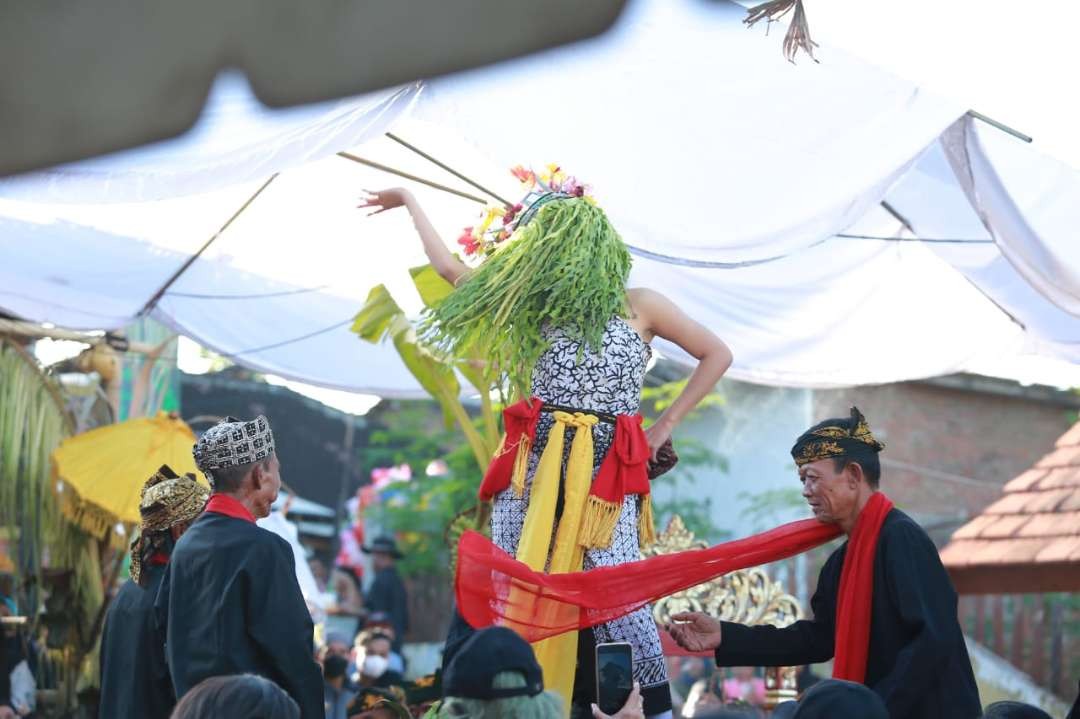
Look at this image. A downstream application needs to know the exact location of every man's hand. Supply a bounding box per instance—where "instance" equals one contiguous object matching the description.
[591,682,644,719]
[0,705,17,719]
[668,611,723,652]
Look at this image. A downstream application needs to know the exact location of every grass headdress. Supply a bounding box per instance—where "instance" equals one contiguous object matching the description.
[420,165,632,397]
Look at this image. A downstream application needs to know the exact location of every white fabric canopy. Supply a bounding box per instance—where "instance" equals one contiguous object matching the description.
[1,0,1078,394]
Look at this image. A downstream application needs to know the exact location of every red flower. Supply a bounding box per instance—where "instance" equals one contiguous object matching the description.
[457,227,480,256]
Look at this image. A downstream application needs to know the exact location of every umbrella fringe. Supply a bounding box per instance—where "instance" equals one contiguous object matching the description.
[744,0,819,63]
[56,476,125,548]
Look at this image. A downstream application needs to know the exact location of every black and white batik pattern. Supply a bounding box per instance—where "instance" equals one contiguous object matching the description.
[192,414,276,477]
[491,317,667,692]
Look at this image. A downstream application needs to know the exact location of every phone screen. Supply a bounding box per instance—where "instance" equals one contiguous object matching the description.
[595,641,634,714]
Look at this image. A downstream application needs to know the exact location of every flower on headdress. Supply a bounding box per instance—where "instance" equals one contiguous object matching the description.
[510,165,537,186]
[456,226,480,256]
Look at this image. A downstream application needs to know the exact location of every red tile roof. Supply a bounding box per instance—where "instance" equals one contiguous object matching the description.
[941,421,1080,593]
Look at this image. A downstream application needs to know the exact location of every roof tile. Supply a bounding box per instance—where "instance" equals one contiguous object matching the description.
[942,422,1080,583]
[1026,489,1074,513]
[1055,422,1080,448]
[980,515,1031,538]
[952,515,1000,540]
[1016,511,1080,538]
[1034,537,1080,563]
[1036,445,1080,468]
[982,492,1038,515]
[1058,490,1080,512]
[1004,468,1048,492]
[1036,467,1080,490]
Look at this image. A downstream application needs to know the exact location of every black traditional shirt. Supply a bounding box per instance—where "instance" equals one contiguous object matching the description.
[156,511,324,718]
[100,564,174,719]
[714,509,981,719]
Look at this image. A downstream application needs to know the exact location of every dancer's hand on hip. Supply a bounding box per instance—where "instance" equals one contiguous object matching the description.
[644,420,674,463]
[358,187,412,216]
[668,611,723,652]
[592,682,644,719]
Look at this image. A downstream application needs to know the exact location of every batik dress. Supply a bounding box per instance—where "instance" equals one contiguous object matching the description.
[490,317,671,714]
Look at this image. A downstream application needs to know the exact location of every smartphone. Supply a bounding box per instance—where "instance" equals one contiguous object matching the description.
[595,641,634,714]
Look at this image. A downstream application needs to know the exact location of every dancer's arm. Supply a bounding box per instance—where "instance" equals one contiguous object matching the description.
[359,187,469,285]
[628,287,733,459]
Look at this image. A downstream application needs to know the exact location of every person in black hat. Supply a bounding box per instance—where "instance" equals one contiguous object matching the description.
[982,700,1053,719]
[439,626,645,719]
[362,537,408,653]
[791,679,888,718]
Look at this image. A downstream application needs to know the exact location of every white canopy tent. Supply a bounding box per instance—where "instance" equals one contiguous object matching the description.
[1,0,1077,394]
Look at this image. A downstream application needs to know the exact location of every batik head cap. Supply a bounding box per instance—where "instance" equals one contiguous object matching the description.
[130,464,209,584]
[791,406,885,467]
[192,415,275,486]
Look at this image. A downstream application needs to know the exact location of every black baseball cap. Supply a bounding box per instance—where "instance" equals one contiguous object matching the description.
[442,626,544,700]
[793,679,888,719]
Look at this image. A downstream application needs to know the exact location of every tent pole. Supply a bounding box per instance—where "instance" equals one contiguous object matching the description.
[337,152,486,204]
[967,110,1032,143]
[384,132,514,206]
[138,174,278,317]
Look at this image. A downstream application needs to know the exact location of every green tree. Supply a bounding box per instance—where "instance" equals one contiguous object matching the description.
[640,377,730,543]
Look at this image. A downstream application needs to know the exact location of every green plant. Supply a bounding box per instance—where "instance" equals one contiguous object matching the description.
[359,402,483,579]
[639,378,730,543]
[352,265,501,471]
[738,485,809,533]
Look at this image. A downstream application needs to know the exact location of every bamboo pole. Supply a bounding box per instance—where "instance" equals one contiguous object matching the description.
[338,152,487,204]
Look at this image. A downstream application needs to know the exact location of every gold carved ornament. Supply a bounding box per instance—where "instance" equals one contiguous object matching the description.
[642,515,803,708]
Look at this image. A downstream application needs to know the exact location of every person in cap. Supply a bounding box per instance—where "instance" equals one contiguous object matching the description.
[437,626,644,719]
[669,408,981,719]
[156,416,324,719]
[790,679,888,719]
[99,465,208,719]
[362,537,408,653]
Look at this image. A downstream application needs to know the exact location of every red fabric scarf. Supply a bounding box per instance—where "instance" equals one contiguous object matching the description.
[477,397,652,505]
[832,491,894,683]
[478,399,544,501]
[205,494,256,524]
[456,518,842,642]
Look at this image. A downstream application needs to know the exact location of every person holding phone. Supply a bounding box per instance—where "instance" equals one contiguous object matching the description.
[361,169,731,719]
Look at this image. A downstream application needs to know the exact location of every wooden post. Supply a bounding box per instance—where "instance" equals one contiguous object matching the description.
[1010,595,1027,669]
[975,594,987,645]
[993,595,1006,657]
[1031,598,1046,686]
[1049,600,1063,696]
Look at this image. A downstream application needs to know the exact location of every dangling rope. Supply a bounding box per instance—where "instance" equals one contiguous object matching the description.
[744,0,818,63]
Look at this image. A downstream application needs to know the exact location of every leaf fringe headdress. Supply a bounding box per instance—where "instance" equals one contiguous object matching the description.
[420,165,632,397]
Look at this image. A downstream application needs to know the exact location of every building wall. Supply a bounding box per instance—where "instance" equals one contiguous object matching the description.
[660,374,1076,549]
[814,377,1076,544]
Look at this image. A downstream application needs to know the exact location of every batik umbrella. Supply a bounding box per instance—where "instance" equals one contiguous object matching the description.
[51,411,206,546]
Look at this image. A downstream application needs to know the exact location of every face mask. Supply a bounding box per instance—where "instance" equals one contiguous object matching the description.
[362,654,389,678]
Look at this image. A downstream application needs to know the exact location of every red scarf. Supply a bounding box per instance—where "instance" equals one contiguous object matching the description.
[205,494,256,524]
[477,397,651,504]
[832,491,893,683]
[456,518,842,641]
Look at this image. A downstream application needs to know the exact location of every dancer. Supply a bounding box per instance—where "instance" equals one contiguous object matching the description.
[669,408,981,719]
[99,465,208,719]
[361,168,732,719]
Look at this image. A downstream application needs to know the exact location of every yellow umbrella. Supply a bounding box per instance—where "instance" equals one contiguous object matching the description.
[52,412,208,546]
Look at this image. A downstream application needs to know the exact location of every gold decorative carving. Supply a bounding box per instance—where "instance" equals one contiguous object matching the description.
[643,515,804,708]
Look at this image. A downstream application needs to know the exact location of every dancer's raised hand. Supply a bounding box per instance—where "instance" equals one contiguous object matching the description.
[668,611,723,652]
[358,187,411,216]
